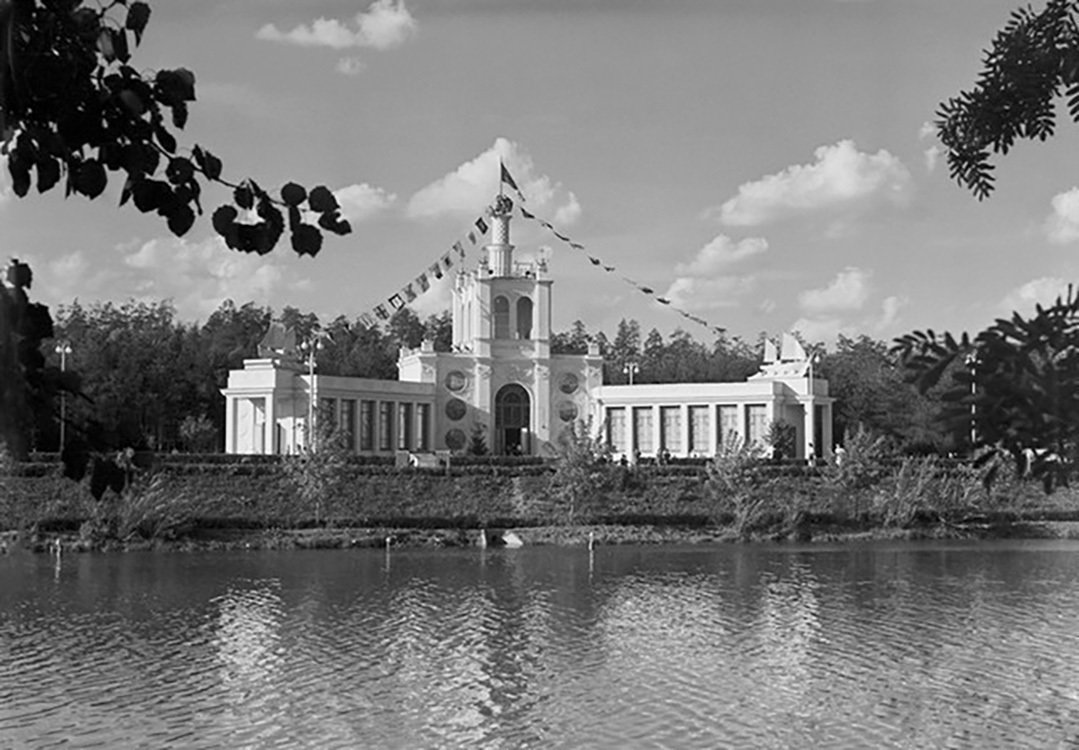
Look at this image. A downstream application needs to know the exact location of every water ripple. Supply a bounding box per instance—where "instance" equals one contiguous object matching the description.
[3,543,1079,747]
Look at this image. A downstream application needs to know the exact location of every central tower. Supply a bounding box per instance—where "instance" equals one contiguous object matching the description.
[451,194,552,357]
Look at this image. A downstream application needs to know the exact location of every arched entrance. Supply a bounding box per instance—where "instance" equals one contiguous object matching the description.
[495,384,530,455]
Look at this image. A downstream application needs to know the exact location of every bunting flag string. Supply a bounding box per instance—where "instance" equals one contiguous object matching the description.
[353,208,492,329]
[510,198,726,336]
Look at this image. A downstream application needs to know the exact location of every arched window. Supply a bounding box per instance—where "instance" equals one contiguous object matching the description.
[516,297,533,339]
[493,296,510,339]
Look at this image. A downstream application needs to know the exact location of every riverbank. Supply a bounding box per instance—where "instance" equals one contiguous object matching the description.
[7,512,1079,555]
[4,453,1079,554]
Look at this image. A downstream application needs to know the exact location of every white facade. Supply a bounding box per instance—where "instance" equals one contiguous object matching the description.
[221,194,833,459]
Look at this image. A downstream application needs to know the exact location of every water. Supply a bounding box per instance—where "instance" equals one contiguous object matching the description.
[3,541,1079,748]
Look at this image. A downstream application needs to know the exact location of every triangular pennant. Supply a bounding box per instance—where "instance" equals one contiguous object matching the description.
[452,241,465,258]
[603,265,616,272]
[570,242,585,250]
[441,252,453,269]
[553,231,570,242]
[402,283,416,302]
[467,231,477,245]
[589,256,601,266]
[358,313,376,328]
[429,262,443,280]
[388,293,405,311]
[374,305,390,320]
[540,220,553,229]
[656,297,671,305]
[416,273,430,292]
[520,208,536,220]
[640,286,654,295]
[475,217,488,235]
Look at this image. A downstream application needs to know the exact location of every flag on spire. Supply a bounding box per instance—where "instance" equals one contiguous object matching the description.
[500,161,526,203]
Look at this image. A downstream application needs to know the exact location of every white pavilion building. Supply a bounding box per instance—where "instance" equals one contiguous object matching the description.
[221,196,834,461]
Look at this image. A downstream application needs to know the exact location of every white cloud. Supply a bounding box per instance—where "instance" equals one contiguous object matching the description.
[875,294,908,331]
[406,137,581,223]
[674,235,768,276]
[659,234,767,312]
[1001,277,1074,313]
[662,275,758,312]
[334,183,396,222]
[1045,188,1079,243]
[791,316,844,345]
[0,163,11,204]
[335,57,366,76]
[798,266,871,314]
[714,140,913,227]
[257,0,416,50]
[923,146,940,173]
[553,192,582,226]
[918,121,936,141]
[38,237,309,321]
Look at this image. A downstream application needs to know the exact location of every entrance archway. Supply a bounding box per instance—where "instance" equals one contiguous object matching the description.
[495,384,530,455]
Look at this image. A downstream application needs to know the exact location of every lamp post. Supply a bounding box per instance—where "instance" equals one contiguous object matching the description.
[965,352,978,452]
[299,334,325,451]
[54,341,72,451]
[622,361,640,385]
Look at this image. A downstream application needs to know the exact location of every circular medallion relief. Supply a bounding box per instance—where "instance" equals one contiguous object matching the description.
[444,370,467,392]
[558,372,579,395]
[445,398,467,421]
[558,400,579,423]
[445,428,466,451]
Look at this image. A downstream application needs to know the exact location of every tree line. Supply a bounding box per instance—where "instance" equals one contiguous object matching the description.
[23,297,955,456]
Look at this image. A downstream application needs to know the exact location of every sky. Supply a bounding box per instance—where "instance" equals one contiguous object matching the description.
[5,0,1079,348]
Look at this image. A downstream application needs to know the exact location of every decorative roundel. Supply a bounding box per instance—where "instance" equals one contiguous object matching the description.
[445,398,467,421]
[445,428,466,450]
[558,400,579,423]
[444,370,467,392]
[558,372,579,395]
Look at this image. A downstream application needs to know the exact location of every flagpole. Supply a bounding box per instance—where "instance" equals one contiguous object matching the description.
[499,159,504,199]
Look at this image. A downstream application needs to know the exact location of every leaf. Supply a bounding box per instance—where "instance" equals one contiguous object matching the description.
[307,185,338,213]
[36,156,60,193]
[98,28,116,62]
[318,210,351,235]
[212,205,238,235]
[131,179,171,213]
[165,157,194,185]
[166,203,196,236]
[234,183,254,210]
[111,28,130,63]
[281,182,306,206]
[9,152,30,197]
[171,102,188,129]
[126,2,151,44]
[74,160,107,199]
[192,146,222,181]
[291,224,323,257]
[154,122,176,154]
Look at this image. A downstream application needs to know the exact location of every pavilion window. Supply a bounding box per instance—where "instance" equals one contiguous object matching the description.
[493,296,510,339]
[633,407,654,454]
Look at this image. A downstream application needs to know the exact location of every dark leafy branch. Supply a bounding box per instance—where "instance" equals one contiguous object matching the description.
[937,0,1079,199]
[0,0,350,256]
[892,286,1079,491]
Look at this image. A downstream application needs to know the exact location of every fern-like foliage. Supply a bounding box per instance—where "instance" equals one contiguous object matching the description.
[937,0,1079,198]
[892,285,1079,491]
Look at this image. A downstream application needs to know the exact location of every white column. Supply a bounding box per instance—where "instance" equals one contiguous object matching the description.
[804,397,816,460]
[737,403,747,445]
[652,405,661,455]
[225,396,236,453]
[709,405,719,456]
[821,402,834,459]
[265,395,276,455]
[679,404,690,458]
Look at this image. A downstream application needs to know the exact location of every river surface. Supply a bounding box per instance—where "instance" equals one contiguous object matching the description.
[2,540,1079,748]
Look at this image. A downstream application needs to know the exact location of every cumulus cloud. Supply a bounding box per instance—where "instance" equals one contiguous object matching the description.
[713,140,913,227]
[406,137,581,223]
[0,164,11,204]
[257,0,416,50]
[40,237,309,321]
[798,266,872,314]
[1045,188,1079,243]
[334,183,396,223]
[659,235,767,311]
[1001,277,1074,313]
[674,235,768,276]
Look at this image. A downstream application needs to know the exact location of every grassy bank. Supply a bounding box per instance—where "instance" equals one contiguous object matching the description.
[2,452,1078,553]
